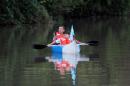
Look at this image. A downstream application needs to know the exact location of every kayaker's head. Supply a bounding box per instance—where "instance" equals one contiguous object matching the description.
[58,26,65,34]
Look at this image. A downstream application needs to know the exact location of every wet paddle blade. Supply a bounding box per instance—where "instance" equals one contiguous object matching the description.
[87,41,99,46]
[33,44,48,49]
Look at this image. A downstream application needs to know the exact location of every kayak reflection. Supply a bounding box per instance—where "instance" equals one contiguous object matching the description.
[46,52,89,85]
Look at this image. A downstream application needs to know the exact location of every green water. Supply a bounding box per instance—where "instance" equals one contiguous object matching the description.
[0,17,130,86]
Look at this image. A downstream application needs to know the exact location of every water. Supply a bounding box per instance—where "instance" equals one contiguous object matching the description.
[0,17,130,86]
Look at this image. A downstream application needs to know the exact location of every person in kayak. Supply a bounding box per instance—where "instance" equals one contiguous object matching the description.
[53,26,65,41]
[48,26,71,45]
[48,26,80,45]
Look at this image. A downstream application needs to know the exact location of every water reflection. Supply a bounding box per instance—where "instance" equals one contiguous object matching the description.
[0,17,130,86]
[46,51,89,85]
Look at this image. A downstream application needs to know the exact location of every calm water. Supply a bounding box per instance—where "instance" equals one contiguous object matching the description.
[0,17,130,86]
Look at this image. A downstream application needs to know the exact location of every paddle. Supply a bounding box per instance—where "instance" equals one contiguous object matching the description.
[33,41,98,49]
[33,44,48,49]
[86,40,99,46]
[78,41,98,46]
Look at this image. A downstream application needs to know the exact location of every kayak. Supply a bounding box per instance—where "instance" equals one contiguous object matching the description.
[50,25,80,54]
[33,25,98,50]
[51,41,80,54]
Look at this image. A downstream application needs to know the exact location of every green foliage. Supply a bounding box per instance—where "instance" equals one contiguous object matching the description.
[41,0,84,15]
[41,0,130,16]
[0,0,49,24]
[0,0,130,24]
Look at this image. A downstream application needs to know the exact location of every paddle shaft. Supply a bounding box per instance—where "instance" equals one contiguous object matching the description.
[33,41,98,49]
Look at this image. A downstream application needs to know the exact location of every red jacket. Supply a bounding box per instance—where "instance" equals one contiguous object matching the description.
[55,32,70,45]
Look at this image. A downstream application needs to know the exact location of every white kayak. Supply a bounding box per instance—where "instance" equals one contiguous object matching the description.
[51,41,80,54]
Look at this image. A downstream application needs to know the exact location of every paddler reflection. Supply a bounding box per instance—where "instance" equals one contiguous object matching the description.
[46,52,89,85]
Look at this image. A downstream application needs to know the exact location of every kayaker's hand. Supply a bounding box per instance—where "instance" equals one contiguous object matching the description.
[55,39,60,43]
[47,44,51,46]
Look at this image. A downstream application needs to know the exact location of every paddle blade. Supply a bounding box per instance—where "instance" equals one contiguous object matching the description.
[87,41,99,46]
[33,44,48,49]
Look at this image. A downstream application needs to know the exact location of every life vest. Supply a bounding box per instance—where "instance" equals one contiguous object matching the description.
[55,32,64,39]
[56,32,62,37]
[55,32,70,45]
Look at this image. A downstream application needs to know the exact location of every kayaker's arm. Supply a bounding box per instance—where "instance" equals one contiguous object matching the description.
[48,35,58,46]
[48,39,61,46]
[48,41,56,46]
[53,35,57,41]
[73,37,81,44]
[75,39,81,44]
